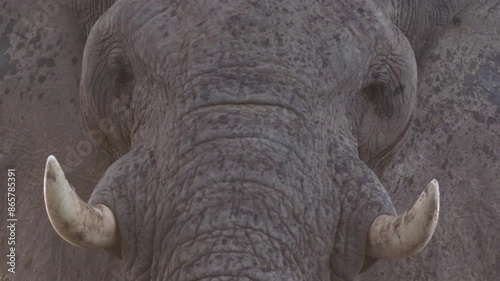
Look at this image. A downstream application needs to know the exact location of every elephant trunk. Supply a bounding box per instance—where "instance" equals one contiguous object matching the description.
[150,99,332,279]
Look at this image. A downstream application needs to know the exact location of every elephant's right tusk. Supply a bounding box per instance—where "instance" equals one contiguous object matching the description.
[366,179,440,259]
[43,155,118,249]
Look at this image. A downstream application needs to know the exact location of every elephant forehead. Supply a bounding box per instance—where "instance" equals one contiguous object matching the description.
[112,0,389,86]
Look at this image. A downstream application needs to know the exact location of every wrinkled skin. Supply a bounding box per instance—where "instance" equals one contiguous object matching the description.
[0,1,498,281]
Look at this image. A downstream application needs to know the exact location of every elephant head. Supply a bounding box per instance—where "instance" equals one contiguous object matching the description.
[43,0,444,279]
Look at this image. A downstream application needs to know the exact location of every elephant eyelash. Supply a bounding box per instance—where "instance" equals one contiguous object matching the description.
[106,46,133,82]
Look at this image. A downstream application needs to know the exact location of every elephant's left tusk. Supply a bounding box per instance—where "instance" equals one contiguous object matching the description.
[366,179,440,259]
[43,155,118,249]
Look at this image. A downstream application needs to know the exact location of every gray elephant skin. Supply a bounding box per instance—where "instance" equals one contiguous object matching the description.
[0,0,498,281]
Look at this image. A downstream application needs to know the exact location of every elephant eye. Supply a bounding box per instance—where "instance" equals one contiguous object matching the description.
[116,68,134,85]
[364,81,391,118]
[362,80,405,119]
[106,61,134,106]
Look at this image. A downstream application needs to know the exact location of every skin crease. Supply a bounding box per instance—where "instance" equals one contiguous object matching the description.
[1,0,497,280]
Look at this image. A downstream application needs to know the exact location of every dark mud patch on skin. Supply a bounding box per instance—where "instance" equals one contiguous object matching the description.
[478,61,500,107]
[0,37,10,78]
[0,20,17,80]
[37,57,56,68]
[487,89,500,107]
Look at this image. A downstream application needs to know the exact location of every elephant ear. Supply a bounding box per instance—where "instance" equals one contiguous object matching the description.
[61,0,118,34]
[374,0,465,56]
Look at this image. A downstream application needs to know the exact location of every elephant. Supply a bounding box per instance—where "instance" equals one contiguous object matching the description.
[0,0,498,281]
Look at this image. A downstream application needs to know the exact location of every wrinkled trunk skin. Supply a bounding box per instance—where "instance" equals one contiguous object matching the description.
[156,83,328,278]
[155,104,334,280]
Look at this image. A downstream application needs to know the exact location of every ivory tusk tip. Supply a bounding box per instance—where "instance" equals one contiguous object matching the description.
[423,179,440,216]
[428,179,439,195]
[46,155,59,171]
[44,155,63,184]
